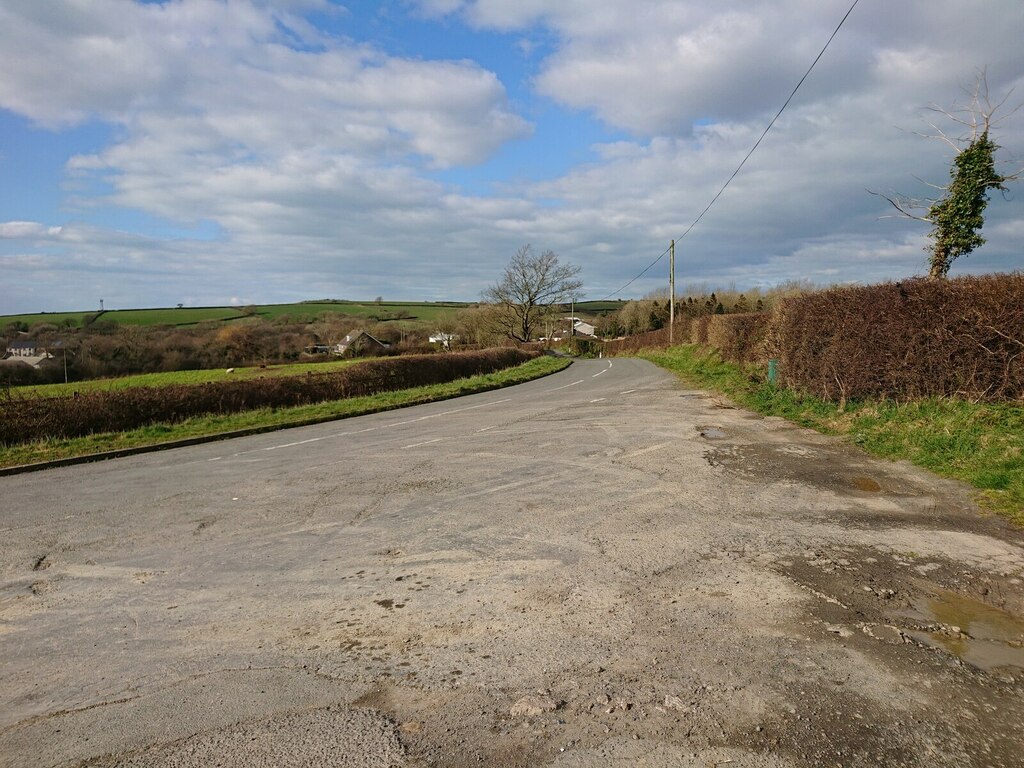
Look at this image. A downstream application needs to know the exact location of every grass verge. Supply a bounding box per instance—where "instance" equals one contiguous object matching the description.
[638,345,1024,525]
[0,356,570,470]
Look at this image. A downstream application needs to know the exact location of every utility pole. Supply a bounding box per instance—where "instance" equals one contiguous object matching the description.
[669,239,675,345]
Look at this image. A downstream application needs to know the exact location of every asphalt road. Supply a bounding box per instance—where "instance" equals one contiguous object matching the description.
[1,358,1023,767]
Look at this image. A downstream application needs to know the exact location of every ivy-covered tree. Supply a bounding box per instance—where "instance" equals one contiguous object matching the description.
[874,72,1019,278]
[925,132,1005,278]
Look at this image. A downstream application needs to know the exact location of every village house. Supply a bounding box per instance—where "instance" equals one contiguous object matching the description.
[2,340,54,368]
[332,330,390,358]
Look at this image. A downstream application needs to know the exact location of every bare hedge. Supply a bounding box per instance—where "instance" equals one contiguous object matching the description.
[766,274,1024,403]
[706,313,771,365]
[0,348,538,445]
[603,319,692,355]
[603,273,1023,404]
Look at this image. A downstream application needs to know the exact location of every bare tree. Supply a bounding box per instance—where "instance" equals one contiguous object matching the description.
[483,245,583,342]
[872,71,1021,278]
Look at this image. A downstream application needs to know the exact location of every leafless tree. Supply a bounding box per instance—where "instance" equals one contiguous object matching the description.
[483,245,583,342]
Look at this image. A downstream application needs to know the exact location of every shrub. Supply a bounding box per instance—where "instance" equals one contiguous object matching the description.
[706,312,770,364]
[765,274,1024,403]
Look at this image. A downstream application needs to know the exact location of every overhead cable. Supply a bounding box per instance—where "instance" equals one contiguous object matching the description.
[601,0,861,300]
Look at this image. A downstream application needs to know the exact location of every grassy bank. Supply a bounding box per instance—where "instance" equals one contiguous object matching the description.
[639,345,1023,525]
[0,356,570,470]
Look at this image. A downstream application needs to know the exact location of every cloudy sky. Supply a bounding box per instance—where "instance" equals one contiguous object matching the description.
[1,0,1022,313]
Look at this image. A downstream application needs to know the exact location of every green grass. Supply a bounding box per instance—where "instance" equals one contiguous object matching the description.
[638,345,1024,525]
[0,356,571,469]
[0,311,91,327]
[1,301,471,328]
[15,358,362,398]
[100,308,246,326]
[573,300,628,313]
[251,301,467,323]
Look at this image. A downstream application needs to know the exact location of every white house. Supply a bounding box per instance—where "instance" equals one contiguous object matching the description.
[429,332,457,350]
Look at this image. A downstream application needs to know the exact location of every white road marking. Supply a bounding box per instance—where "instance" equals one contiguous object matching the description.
[208,457,222,462]
[592,369,608,378]
[549,379,585,391]
[403,438,442,449]
[265,435,329,451]
[623,442,671,458]
[620,389,637,395]
[382,398,512,428]
[256,398,514,452]
[476,425,498,433]
[590,398,606,403]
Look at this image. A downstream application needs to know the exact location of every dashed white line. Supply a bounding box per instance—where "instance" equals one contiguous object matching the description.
[590,398,606,403]
[592,369,608,378]
[476,425,498,433]
[548,379,585,391]
[620,389,637,395]
[403,438,443,449]
[265,435,329,451]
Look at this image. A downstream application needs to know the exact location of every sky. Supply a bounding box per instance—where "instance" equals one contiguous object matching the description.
[1,0,1023,314]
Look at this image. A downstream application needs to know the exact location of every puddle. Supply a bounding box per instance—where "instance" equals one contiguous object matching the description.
[697,427,728,440]
[902,589,1024,672]
[850,476,882,492]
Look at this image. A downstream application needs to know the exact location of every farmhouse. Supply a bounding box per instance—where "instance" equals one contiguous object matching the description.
[429,332,457,350]
[333,330,390,357]
[2,340,54,368]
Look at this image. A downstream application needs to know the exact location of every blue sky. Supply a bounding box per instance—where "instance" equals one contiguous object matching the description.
[1,0,1022,314]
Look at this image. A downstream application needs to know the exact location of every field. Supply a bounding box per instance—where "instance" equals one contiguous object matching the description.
[251,301,469,323]
[1,300,472,329]
[573,300,628,313]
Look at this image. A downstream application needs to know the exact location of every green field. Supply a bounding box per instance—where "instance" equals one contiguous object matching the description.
[573,300,628,313]
[1,300,471,329]
[251,301,469,323]
[14,358,362,398]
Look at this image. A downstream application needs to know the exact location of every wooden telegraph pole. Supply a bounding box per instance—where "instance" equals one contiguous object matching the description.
[669,239,676,345]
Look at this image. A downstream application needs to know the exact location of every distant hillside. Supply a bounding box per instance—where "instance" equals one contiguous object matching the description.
[1,300,474,329]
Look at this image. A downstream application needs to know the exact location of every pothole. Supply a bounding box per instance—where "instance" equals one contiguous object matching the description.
[850,476,881,492]
[900,589,1024,673]
[697,426,728,439]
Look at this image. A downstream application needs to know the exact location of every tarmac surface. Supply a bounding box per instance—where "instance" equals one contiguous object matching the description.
[1,358,1023,767]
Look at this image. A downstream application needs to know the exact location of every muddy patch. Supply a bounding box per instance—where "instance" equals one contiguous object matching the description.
[900,589,1024,674]
[775,547,1024,674]
[704,442,914,500]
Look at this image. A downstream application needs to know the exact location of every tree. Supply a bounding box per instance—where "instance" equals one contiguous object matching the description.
[874,72,1020,278]
[483,245,583,342]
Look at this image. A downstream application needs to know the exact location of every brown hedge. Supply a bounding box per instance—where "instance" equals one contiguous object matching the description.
[604,319,693,355]
[0,348,538,445]
[766,274,1024,403]
[706,313,771,365]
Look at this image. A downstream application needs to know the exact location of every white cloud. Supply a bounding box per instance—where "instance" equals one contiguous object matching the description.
[0,0,529,167]
[0,0,1022,314]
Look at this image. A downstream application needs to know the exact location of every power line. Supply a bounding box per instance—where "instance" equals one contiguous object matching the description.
[601,0,861,300]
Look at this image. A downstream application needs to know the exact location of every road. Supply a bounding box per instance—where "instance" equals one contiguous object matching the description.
[1,358,1023,767]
